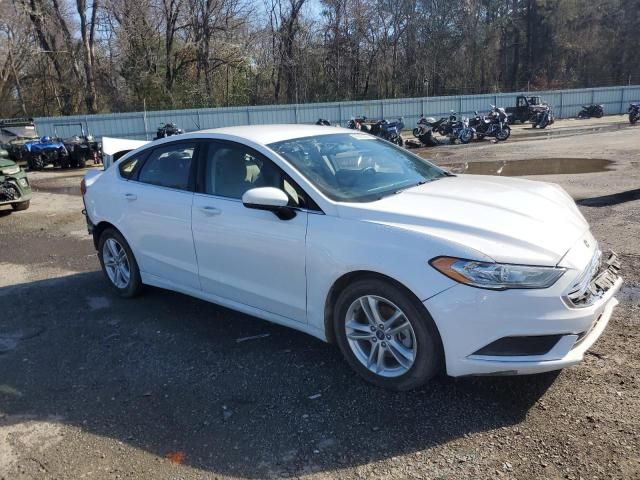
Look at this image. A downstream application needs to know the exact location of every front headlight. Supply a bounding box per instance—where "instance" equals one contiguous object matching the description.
[1,165,20,175]
[430,256,566,290]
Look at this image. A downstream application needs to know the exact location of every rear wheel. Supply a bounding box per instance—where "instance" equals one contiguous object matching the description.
[333,278,443,390]
[98,228,143,298]
[630,113,639,125]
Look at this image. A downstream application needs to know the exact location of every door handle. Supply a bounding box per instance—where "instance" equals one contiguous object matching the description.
[199,206,221,216]
[124,193,137,201]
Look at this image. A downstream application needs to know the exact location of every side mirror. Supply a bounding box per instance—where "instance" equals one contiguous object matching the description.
[242,187,296,220]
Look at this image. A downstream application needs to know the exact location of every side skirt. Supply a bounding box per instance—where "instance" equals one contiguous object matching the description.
[140,272,329,343]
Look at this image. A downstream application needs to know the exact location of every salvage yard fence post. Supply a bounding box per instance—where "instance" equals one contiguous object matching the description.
[33,85,640,141]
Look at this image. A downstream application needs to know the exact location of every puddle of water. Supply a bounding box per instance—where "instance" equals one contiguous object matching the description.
[32,185,80,196]
[440,158,614,177]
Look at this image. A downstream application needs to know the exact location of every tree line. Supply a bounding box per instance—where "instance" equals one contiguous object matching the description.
[0,0,638,118]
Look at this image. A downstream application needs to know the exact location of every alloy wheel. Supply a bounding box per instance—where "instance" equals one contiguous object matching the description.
[102,238,131,289]
[345,295,417,378]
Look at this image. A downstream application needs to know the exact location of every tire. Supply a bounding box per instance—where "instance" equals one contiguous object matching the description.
[60,155,71,169]
[0,185,16,201]
[630,113,639,125]
[495,126,511,141]
[75,153,87,169]
[333,278,443,390]
[459,128,473,144]
[395,135,404,147]
[12,200,30,211]
[595,110,603,118]
[412,128,421,138]
[577,112,586,119]
[97,228,143,298]
[28,154,45,171]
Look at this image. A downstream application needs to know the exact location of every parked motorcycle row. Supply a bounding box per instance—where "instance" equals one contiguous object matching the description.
[336,104,512,148]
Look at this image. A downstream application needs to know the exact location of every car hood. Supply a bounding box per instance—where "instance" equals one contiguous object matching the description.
[339,175,589,266]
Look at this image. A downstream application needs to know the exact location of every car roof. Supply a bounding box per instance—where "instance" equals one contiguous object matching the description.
[196,124,349,146]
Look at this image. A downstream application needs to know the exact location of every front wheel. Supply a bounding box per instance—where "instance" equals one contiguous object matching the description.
[28,154,45,171]
[630,113,639,125]
[495,126,511,141]
[333,278,443,390]
[459,128,474,144]
[98,228,143,298]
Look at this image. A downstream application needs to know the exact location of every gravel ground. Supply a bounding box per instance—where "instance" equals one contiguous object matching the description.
[0,117,639,479]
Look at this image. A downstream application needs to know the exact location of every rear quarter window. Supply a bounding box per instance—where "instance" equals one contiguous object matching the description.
[118,155,140,179]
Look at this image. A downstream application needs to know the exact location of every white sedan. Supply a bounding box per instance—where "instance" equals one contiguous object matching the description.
[82,125,622,390]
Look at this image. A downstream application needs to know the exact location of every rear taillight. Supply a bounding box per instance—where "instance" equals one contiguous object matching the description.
[80,178,87,196]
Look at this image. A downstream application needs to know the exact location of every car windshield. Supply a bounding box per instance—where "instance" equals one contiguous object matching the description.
[268,133,448,202]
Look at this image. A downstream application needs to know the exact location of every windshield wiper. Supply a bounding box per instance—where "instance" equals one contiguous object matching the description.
[393,179,435,194]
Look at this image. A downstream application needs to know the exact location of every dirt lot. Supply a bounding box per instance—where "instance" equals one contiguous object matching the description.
[1,117,639,479]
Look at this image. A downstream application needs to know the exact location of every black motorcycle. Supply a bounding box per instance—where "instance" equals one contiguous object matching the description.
[348,116,405,146]
[629,103,640,125]
[413,115,440,146]
[436,112,474,144]
[154,123,183,140]
[469,105,511,141]
[577,104,604,119]
[315,118,331,126]
[531,107,554,129]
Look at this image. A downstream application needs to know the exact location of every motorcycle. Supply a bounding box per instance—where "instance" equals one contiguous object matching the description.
[531,107,554,129]
[436,112,474,144]
[154,123,183,140]
[629,103,640,125]
[413,115,440,146]
[315,118,331,126]
[469,105,511,141]
[348,116,405,146]
[577,104,604,119]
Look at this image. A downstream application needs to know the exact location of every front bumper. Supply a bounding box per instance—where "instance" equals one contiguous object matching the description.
[0,174,31,206]
[426,253,622,377]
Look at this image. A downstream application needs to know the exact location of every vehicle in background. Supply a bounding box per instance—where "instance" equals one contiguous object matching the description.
[53,123,102,167]
[629,103,640,124]
[531,106,555,129]
[0,118,38,163]
[154,123,183,140]
[348,116,404,146]
[577,104,604,119]
[469,105,511,141]
[506,95,552,124]
[0,155,31,212]
[413,115,440,146]
[435,112,474,144]
[101,137,149,170]
[24,136,68,170]
[315,118,331,126]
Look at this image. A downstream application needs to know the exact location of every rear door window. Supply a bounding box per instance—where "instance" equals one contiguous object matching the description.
[137,143,196,191]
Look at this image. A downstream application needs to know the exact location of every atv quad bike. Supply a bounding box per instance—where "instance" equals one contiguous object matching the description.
[0,156,31,212]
